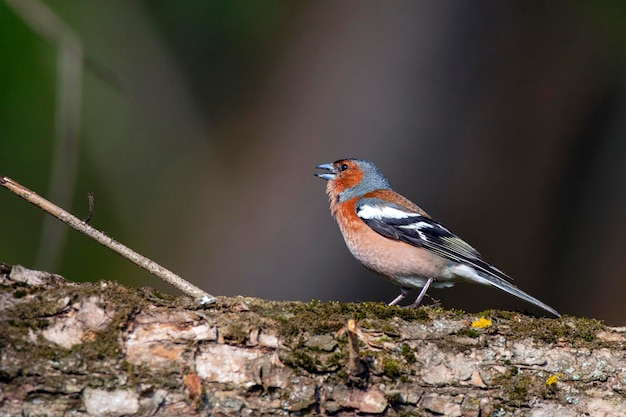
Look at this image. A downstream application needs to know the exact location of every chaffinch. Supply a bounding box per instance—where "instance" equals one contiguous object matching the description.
[315,158,560,317]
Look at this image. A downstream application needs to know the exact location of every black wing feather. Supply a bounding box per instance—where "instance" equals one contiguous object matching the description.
[358,205,512,282]
[355,201,564,316]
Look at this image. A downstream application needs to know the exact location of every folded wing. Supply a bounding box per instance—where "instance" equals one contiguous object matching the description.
[356,198,509,281]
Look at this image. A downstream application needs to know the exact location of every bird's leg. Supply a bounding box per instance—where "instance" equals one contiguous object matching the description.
[388,287,410,306]
[405,278,434,309]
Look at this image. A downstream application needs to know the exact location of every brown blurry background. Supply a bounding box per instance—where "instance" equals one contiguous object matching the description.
[1,1,625,323]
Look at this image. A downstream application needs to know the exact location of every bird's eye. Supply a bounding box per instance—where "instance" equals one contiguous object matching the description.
[339,163,349,172]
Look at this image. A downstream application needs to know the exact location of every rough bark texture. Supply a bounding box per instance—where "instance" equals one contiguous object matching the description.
[0,263,624,417]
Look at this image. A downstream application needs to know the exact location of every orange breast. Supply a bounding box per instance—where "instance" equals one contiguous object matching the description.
[331,198,447,285]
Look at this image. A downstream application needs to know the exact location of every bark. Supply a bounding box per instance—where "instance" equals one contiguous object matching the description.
[0,263,624,417]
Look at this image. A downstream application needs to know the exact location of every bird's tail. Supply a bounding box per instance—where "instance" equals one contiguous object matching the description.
[450,264,561,317]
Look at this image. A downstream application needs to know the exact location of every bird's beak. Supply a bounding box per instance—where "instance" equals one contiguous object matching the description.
[314,163,336,180]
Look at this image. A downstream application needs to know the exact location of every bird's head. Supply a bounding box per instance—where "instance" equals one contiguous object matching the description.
[315,158,390,203]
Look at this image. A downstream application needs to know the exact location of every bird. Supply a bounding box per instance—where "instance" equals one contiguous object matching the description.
[315,158,561,317]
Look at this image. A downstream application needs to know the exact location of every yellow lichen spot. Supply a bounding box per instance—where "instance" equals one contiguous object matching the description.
[471,317,492,329]
[546,374,559,386]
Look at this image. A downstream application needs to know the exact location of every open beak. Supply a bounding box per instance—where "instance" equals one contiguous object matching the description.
[314,163,336,180]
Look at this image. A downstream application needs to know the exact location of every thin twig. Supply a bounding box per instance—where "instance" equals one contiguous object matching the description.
[83,192,94,223]
[0,176,216,304]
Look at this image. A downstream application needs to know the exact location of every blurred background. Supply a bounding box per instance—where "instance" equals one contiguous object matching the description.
[0,1,625,323]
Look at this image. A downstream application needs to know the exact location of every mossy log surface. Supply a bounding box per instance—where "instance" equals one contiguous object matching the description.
[0,263,625,417]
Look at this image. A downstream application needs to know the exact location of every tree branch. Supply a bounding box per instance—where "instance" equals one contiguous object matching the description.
[0,263,624,416]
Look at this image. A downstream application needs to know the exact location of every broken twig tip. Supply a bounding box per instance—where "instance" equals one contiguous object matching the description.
[346,319,367,377]
[83,191,95,223]
[200,295,217,305]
